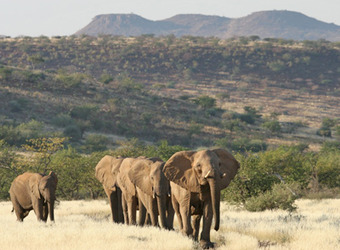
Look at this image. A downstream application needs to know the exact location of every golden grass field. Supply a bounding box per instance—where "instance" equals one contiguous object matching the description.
[1,199,339,250]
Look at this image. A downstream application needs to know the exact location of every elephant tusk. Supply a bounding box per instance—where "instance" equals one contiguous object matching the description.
[204,170,211,179]
[221,173,227,178]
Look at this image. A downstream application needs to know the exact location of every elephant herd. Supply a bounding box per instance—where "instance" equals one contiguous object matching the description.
[9,149,239,249]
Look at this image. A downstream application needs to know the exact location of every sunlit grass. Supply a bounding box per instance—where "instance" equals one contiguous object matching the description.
[1,199,339,249]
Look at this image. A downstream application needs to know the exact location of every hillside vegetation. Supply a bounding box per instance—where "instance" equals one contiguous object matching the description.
[0,35,339,149]
[0,35,339,203]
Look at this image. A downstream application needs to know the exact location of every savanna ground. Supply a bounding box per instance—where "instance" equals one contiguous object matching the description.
[1,199,339,250]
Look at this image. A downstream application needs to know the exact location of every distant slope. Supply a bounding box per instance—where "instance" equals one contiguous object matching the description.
[75,11,340,41]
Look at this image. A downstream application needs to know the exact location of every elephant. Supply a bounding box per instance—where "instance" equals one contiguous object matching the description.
[128,157,174,230]
[163,149,239,249]
[95,155,124,223]
[9,171,58,222]
[117,157,148,226]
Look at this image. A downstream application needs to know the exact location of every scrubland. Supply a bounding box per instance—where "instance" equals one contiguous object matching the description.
[1,199,339,250]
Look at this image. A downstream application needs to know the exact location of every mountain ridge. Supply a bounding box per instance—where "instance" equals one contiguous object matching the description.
[75,10,340,41]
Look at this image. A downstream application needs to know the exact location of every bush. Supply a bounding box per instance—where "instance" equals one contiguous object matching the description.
[52,113,74,127]
[55,72,85,88]
[16,120,45,139]
[222,146,309,206]
[99,73,113,84]
[63,125,82,141]
[215,137,267,153]
[9,98,29,112]
[316,127,331,137]
[244,183,297,212]
[70,105,98,120]
[192,95,216,109]
[262,120,282,134]
[82,134,109,153]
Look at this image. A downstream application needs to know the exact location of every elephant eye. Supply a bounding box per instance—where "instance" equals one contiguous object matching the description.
[196,164,202,174]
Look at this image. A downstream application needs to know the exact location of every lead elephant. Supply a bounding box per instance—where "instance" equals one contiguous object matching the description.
[95,155,124,223]
[9,171,58,222]
[128,157,174,230]
[163,149,239,249]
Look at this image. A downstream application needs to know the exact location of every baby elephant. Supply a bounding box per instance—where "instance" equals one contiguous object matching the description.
[9,171,58,222]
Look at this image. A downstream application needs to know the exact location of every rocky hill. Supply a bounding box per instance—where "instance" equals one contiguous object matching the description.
[75,10,340,41]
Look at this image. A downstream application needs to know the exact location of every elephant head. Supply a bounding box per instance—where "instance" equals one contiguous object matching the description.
[29,171,58,221]
[128,158,171,229]
[163,149,239,231]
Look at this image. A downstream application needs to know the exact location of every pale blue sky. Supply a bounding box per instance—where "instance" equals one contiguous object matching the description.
[1,0,340,37]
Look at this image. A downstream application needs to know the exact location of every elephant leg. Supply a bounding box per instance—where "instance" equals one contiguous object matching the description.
[32,199,43,221]
[145,213,151,225]
[172,194,182,230]
[117,188,124,223]
[137,198,146,226]
[150,198,159,227]
[12,201,25,222]
[200,201,214,249]
[179,194,193,237]
[192,214,202,241]
[108,191,119,223]
[121,193,129,225]
[127,196,137,225]
[166,197,175,230]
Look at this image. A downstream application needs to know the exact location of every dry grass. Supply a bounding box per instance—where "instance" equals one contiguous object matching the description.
[1,199,339,249]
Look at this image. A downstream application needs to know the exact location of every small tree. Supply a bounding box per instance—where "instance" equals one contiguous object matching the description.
[22,137,66,174]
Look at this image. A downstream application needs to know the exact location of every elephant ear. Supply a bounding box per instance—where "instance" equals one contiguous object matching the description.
[118,158,137,196]
[213,148,240,190]
[95,156,123,191]
[48,171,58,186]
[128,160,152,196]
[163,151,200,193]
[29,174,42,200]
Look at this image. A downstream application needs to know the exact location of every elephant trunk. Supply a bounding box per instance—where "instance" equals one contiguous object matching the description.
[48,200,55,222]
[208,178,220,231]
[157,195,168,229]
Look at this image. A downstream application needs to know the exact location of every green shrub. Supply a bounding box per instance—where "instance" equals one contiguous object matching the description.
[16,120,45,139]
[55,72,85,88]
[316,127,331,137]
[19,70,45,83]
[262,120,282,134]
[70,105,98,120]
[9,98,29,113]
[63,125,82,141]
[52,113,74,127]
[244,183,297,212]
[99,73,113,84]
[192,95,216,109]
[215,137,267,153]
[82,134,109,153]
[0,67,13,80]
